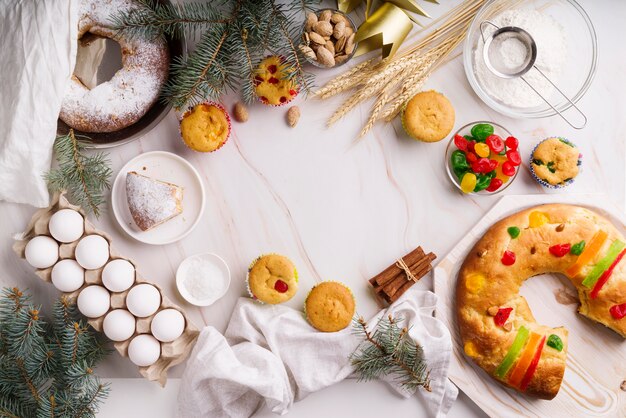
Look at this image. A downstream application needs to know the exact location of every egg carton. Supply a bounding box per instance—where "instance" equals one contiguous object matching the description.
[13,192,199,386]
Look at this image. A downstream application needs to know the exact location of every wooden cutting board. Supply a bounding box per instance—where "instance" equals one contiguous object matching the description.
[434,194,626,418]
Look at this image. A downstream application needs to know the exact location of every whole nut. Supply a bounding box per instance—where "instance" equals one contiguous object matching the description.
[319,9,332,22]
[335,36,346,52]
[286,106,300,128]
[502,322,513,332]
[299,45,316,60]
[309,32,326,45]
[333,20,345,39]
[316,46,335,67]
[556,223,565,232]
[344,26,354,38]
[233,101,248,123]
[305,12,317,32]
[325,40,335,56]
[331,13,347,25]
[487,306,499,316]
[314,21,333,37]
[335,54,349,65]
[344,33,356,55]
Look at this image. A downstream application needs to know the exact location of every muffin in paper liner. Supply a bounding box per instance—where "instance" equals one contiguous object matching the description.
[246,253,299,304]
[179,101,231,153]
[303,280,356,332]
[529,137,582,189]
[253,56,300,107]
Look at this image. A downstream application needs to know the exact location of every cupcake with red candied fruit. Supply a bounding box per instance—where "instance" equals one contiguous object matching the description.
[253,56,299,106]
[180,102,231,152]
[246,254,298,304]
[530,137,582,189]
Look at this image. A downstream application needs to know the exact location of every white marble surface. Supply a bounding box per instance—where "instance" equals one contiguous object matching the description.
[1,0,625,416]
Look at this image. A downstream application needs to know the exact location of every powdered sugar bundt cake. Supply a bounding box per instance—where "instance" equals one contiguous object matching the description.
[456,204,626,399]
[59,0,169,133]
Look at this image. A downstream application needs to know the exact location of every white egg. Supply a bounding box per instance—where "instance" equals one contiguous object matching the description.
[75,235,109,270]
[102,259,135,292]
[150,309,185,343]
[126,284,161,318]
[25,235,59,269]
[48,209,84,243]
[127,334,161,367]
[77,285,110,318]
[51,259,85,292]
[103,309,136,342]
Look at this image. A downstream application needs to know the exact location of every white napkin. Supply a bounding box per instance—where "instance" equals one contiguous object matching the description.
[178,289,458,418]
[0,0,77,207]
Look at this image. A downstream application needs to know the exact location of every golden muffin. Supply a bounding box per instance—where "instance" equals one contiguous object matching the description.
[305,281,355,332]
[247,254,298,304]
[180,102,231,152]
[401,90,455,142]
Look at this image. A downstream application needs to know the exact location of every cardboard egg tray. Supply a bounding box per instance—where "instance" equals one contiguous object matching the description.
[13,192,199,386]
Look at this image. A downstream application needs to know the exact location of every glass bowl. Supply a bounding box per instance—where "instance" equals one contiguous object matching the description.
[463,0,597,120]
[301,8,357,69]
[445,121,519,195]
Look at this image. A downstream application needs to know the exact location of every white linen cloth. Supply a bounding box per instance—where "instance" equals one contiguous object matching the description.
[0,0,77,207]
[178,289,458,418]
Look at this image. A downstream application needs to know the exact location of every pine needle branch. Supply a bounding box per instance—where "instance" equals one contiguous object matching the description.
[350,315,431,392]
[45,130,112,218]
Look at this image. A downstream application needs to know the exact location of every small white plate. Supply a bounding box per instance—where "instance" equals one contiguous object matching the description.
[111,151,205,245]
[176,253,231,306]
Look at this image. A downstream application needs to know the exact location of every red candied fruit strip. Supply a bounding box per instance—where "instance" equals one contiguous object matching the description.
[519,335,546,391]
[591,248,626,299]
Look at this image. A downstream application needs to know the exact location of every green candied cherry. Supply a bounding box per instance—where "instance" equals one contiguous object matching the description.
[570,240,585,256]
[474,171,495,192]
[451,150,470,179]
[470,123,494,142]
[507,226,521,239]
[546,334,563,351]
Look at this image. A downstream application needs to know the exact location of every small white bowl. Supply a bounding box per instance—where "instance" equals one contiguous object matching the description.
[176,253,231,307]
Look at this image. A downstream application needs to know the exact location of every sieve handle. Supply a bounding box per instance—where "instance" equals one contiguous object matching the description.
[521,67,588,130]
[479,20,500,43]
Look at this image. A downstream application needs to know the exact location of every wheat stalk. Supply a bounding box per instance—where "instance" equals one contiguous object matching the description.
[314,0,525,137]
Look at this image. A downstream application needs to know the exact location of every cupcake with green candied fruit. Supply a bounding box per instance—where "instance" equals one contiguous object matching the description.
[530,137,582,189]
[246,254,298,304]
[253,56,299,106]
[179,102,231,152]
[304,281,355,332]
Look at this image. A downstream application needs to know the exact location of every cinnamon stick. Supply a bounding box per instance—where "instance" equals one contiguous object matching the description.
[368,246,424,287]
[379,253,436,296]
[389,262,435,302]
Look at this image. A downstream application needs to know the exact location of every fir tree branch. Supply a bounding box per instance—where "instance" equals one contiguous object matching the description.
[45,130,112,218]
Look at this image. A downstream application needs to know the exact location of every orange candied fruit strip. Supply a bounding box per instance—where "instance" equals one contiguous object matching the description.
[507,332,542,388]
[565,230,608,278]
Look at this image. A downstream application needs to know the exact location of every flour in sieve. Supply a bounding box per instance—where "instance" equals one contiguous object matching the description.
[474,9,566,108]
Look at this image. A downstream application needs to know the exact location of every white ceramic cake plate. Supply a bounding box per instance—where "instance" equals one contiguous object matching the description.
[111,151,205,245]
[434,193,626,418]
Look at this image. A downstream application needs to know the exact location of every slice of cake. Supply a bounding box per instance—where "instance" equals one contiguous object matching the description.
[126,172,183,231]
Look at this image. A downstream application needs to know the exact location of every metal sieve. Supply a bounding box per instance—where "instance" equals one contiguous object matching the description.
[480,20,587,129]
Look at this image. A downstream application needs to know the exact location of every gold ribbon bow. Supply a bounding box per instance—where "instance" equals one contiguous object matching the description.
[338,0,434,59]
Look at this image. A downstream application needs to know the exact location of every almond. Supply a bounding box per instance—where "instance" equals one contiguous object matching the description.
[335,35,346,52]
[319,9,332,22]
[286,106,300,128]
[334,54,349,65]
[344,33,355,55]
[233,101,248,123]
[305,12,317,32]
[333,20,345,40]
[325,40,335,56]
[313,21,333,37]
[315,46,335,67]
[331,13,347,25]
[487,306,499,316]
[309,32,326,45]
[299,45,316,60]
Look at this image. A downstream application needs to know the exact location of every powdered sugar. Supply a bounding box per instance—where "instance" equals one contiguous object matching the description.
[474,9,566,108]
[125,172,183,231]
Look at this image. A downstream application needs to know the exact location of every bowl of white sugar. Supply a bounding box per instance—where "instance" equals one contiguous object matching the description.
[176,253,231,306]
[464,0,597,121]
